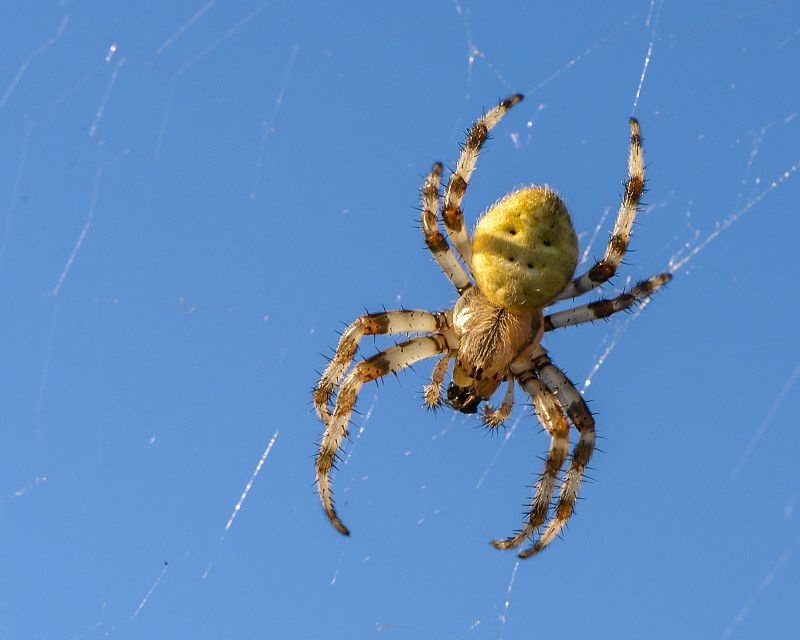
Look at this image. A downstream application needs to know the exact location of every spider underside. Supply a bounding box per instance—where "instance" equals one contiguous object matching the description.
[313,94,670,558]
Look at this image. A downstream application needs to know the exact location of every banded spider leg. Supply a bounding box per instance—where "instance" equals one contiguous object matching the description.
[314,310,456,535]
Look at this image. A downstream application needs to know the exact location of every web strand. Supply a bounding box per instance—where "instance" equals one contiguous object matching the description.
[202,429,279,579]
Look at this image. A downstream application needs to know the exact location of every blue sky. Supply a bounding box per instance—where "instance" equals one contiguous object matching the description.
[2,1,799,638]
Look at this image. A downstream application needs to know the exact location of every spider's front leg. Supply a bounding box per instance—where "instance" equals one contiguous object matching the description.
[519,348,595,558]
[492,346,596,558]
[314,310,451,424]
[491,363,570,552]
[316,334,454,536]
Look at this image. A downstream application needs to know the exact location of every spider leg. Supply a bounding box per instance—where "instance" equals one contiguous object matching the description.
[519,346,595,558]
[442,94,523,269]
[316,334,451,535]
[481,373,515,428]
[491,363,570,551]
[423,350,457,409]
[544,273,671,331]
[314,310,453,424]
[421,163,473,294]
[555,118,645,301]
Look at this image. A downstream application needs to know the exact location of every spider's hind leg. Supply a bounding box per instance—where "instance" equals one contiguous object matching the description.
[421,95,524,293]
[421,163,473,294]
[544,272,671,331]
[555,118,645,301]
[442,94,523,268]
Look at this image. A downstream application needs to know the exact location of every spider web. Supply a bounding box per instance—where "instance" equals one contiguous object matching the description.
[1,1,799,638]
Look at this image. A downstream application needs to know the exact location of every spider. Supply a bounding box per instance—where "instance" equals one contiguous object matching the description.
[313,94,670,558]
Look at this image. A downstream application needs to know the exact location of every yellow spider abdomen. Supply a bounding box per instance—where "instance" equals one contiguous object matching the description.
[471,187,578,311]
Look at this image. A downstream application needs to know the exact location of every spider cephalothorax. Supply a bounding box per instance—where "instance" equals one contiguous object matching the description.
[446,285,542,414]
[313,94,670,557]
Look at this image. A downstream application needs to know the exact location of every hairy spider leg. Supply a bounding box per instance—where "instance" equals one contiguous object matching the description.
[423,350,457,409]
[544,273,671,331]
[441,94,524,270]
[314,309,452,423]
[555,118,645,301]
[519,346,595,558]
[314,99,669,558]
[316,334,451,535]
[491,363,571,551]
[481,373,516,428]
[420,163,472,294]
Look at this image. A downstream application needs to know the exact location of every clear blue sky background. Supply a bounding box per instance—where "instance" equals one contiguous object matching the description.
[2,1,799,638]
